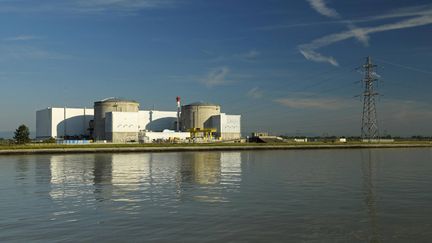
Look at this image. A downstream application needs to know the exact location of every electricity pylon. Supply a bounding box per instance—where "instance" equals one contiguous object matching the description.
[361,56,379,141]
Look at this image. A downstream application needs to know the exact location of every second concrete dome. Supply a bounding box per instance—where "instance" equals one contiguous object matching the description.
[180,102,220,131]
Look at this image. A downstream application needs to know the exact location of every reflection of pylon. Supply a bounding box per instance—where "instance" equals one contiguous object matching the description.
[361,56,379,140]
[361,151,381,242]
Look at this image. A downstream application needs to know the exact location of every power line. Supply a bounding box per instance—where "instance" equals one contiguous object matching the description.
[222,64,354,110]
[375,57,432,75]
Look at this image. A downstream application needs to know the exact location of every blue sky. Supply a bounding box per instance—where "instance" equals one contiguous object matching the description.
[0,0,431,137]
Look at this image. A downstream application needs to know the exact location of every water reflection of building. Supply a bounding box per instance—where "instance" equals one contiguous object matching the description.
[93,154,113,201]
[180,152,242,185]
[110,153,179,200]
[179,152,242,202]
[35,155,52,186]
[47,151,242,204]
[111,153,151,190]
[181,152,221,185]
[49,155,95,200]
[220,152,242,189]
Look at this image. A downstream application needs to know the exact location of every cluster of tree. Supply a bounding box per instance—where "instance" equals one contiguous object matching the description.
[410,136,432,141]
[0,137,14,145]
[3,124,64,145]
[280,134,432,141]
[8,125,57,144]
[42,137,56,143]
[14,124,31,144]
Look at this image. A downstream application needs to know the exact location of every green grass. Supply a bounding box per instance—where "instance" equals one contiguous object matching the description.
[0,140,431,151]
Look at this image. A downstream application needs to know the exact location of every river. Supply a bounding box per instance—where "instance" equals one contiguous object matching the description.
[1,148,431,242]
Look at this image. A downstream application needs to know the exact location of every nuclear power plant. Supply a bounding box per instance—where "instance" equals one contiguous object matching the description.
[36,97,241,143]
[93,98,140,141]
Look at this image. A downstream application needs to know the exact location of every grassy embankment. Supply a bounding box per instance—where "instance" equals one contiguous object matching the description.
[0,140,431,151]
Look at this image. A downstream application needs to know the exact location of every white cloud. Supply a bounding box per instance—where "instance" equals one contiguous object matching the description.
[302,1,432,66]
[304,0,370,57]
[381,99,432,117]
[255,20,346,31]
[247,87,263,99]
[306,0,340,18]
[0,0,175,14]
[256,4,432,31]
[299,14,432,66]
[3,35,41,41]
[240,50,260,60]
[201,67,231,87]
[201,49,214,56]
[368,4,432,21]
[274,97,355,110]
[378,99,432,135]
[75,0,173,11]
[0,45,71,61]
[346,23,369,46]
[206,49,260,63]
[299,49,339,66]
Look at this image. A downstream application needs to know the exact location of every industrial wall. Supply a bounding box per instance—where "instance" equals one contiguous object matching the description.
[138,110,177,132]
[210,113,241,140]
[36,109,51,138]
[93,98,139,141]
[36,108,94,139]
[105,111,177,142]
[105,112,139,143]
[36,105,241,142]
[180,103,221,131]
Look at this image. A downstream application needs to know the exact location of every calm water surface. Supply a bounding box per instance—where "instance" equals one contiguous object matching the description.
[1,149,431,242]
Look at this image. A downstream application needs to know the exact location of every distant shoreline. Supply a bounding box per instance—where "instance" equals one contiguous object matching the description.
[0,143,431,155]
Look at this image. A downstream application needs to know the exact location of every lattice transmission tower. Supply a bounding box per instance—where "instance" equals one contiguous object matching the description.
[360,56,380,140]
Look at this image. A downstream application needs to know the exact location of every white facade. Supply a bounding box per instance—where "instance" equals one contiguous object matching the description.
[105,110,178,134]
[36,107,94,139]
[138,110,177,131]
[105,110,178,142]
[219,113,241,134]
[36,106,241,142]
[106,112,139,133]
[105,112,140,142]
[210,113,242,140]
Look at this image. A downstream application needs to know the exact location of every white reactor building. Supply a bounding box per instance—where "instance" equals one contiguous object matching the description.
[36,97,241,143]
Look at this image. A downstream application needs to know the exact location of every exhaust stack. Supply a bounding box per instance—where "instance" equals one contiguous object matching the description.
[176,96,181,132]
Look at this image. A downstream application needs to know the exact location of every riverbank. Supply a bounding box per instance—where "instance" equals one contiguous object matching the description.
[0,142,431,155]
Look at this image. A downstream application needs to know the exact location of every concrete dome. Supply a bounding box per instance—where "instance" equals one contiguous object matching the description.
[93,98,140,141]
[181,102,220,131]
[184,101,219,107]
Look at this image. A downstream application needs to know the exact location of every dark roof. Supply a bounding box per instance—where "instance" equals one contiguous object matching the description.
[95,97,139,103]
[185,101,219,107]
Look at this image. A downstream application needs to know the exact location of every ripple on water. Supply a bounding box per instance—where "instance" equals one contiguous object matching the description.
[0,149,431,242]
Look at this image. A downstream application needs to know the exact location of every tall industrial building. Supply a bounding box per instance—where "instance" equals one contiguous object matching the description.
[181,102,241,140]
[181,102,221,130]
[36,107,93,139]
[94,98,140,141]
[36,98,241,143]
